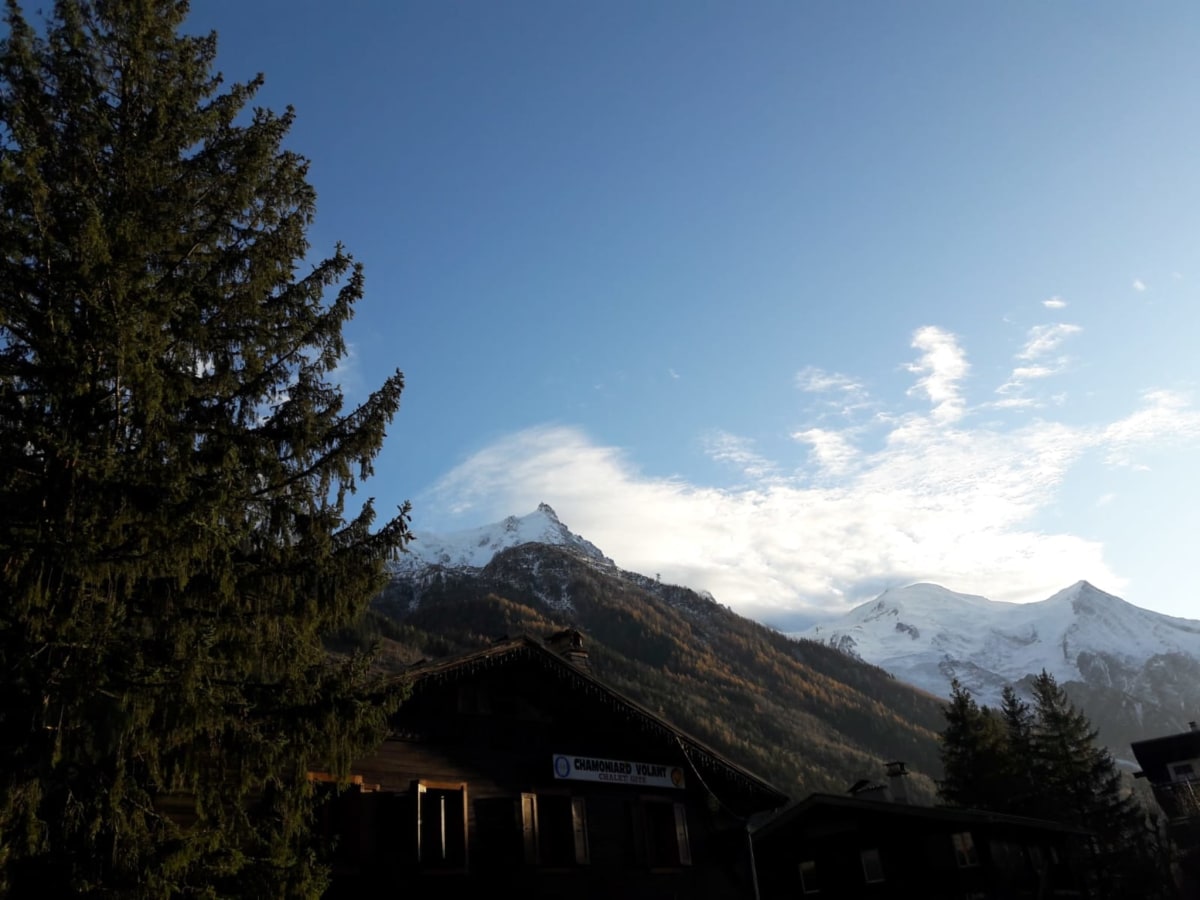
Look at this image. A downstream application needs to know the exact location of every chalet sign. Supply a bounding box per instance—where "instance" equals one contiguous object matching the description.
[552,753,685,789]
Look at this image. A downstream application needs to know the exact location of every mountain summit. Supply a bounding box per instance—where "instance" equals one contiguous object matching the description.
[392,503,614,574]
[801,580,1200,752]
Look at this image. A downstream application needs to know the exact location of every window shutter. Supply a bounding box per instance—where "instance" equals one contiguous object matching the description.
[629,801,648,866]
[416,783,427,862]
[571,796,590,864]
[521,792,539,864]
[673,803,691,866]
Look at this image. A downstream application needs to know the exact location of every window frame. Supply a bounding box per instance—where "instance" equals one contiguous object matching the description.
[951,830,980,868]
[637,796,692,870]
[799,858,820,894]
[860,847,885,883]
[415,779,469,870]
[520,791,590,867]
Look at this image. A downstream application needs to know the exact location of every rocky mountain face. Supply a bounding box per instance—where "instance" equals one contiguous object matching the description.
[391,502,614,576]
[371,506,951,805]
[800,581,1200,759]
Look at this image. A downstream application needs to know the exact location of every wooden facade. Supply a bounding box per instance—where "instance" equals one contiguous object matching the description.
[752,792,1093,900]
[317,632,787,898]
[1132,724,1200,898]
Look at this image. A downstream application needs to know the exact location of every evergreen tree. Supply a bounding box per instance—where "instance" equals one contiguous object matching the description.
[937,679,1011,811]
[938,674,1175,899]
[1028,672,1167,900]
[998,684,1040,816]
[0,1,410,895]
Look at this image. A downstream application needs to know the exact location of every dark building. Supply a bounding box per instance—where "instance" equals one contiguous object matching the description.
[316,630,788,898]
[752,787,1093,899]
[1132,722,1200,898]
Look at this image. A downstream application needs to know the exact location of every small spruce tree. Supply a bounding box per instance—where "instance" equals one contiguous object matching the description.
[1028,671,1168,900]
[0,1,410,895]
[998,684,1041,816]
[938,679,1011,811]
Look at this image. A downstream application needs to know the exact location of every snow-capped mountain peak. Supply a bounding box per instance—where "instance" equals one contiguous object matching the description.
[799,581,1200,715]
[391,503,614,574]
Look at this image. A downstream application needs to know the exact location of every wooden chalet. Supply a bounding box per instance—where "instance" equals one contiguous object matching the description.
[316,629,788,898]
[1131,722,1200,898]
[752,789,1094,900]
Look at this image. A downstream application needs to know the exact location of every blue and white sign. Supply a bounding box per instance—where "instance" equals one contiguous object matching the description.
[552,753,685,789]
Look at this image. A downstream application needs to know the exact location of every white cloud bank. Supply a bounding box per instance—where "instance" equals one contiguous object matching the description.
[421,327,1200,619]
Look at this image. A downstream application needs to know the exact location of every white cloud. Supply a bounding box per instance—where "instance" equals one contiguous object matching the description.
[1017,323,1081,361]
[1043,296,1067,309]
[795,366,872,419]
[796,366,864,395]
[668,368,680,380]
[1100,389,1200,466]
[421,332,1200,620]
[329,342,361,396]
[995,324,1081,402]
[705,431,778,481]
[792,428,859,477]
[1133,279,1147,292]
[904,326,968,423]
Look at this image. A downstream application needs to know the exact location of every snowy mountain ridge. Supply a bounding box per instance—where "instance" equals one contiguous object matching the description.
[797,580,1200,712]
[391,502,614,575]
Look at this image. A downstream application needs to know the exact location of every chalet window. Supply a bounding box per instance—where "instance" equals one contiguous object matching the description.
[636,799,691,869]
[860,847,884,883]
[951,831,979,868]
[521,792,589,866]
[1169,761,1197,782]
[799,859,820,893]
[416,780,468,869]
[1028,845,1046,873]
[989,839,1024,873]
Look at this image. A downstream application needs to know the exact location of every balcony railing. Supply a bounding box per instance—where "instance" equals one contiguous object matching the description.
[1151,779,1200,821]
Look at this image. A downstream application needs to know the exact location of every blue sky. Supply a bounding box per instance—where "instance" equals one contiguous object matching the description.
[187,1,1200,624]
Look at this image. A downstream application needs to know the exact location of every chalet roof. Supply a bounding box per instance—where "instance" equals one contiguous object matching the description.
[753,792,1092,842]
[1131,727,1200,782]
[395,633,788,815]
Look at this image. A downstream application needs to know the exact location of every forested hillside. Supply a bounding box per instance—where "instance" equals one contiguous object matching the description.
[358,543,950,805]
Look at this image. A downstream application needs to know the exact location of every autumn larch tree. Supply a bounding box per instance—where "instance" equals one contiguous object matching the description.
[0,0,410,895]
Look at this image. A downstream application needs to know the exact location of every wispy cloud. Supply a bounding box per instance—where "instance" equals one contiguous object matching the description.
[795,366,871,418]
[1043,296,1067,310]
[329,342,362,397]
[421,329,1200,620]
[996,324,1081,401]
[1133,278,1147,292]
[904,326,968,423]
[1101,389,1200,466]
[668,368,681,380]
[1017,323,1081,361]
[705,431,778,481]
[796,366,864,395]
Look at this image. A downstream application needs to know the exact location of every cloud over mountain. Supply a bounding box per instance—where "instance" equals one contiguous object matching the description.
[421,326,1200,620]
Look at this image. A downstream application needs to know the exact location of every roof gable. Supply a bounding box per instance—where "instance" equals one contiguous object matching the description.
[395,633,788,815]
